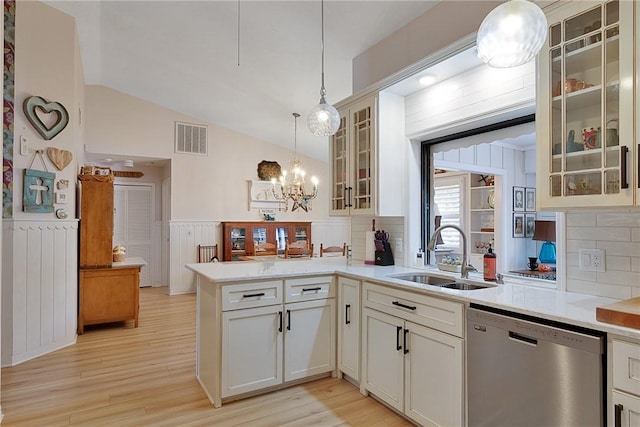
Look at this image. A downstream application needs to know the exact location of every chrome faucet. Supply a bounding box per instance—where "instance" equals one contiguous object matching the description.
[427,224,477,279]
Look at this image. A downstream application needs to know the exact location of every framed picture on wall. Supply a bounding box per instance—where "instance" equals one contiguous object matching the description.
[525,213,536,238]
[513,186,525,211]
[513,213,525,238]
[525,187,536,212]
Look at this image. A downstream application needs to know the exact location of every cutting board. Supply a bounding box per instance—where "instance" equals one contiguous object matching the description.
[596,297,640,329]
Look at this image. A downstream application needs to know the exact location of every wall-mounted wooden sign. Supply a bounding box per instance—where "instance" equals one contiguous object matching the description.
[23,169,55,213]
[113,170,144,178]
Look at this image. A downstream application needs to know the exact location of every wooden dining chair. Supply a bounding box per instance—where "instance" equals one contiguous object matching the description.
[254,242,277,256]
[198,244,219,262]
[320,243,346,257]
[284,240,314,258]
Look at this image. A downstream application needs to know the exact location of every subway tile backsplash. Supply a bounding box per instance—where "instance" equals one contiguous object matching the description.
[566,210,640,299]
[351,216,405,266]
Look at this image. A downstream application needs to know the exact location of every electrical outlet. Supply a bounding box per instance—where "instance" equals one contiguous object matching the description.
[579,248,605,272]
[395,238,402,251]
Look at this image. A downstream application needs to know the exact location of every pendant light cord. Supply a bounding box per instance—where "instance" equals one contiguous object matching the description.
[293,112,300,160]
[319,0,326,97]
[237,0,241,66]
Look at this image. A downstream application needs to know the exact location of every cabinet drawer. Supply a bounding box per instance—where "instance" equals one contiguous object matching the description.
[285,276,335,303]
[221,280,283,311]
[613,339,640,396]
[363,282,463,337]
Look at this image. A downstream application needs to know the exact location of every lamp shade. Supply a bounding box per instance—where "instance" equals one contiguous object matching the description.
[531,220,556,242]
[476,0,547,68]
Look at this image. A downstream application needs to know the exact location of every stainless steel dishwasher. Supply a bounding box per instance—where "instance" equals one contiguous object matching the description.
[467,304,606,427]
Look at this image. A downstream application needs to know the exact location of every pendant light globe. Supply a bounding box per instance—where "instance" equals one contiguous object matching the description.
[476,0,547,68]
[308,0,340,137]
[308,95,340,136]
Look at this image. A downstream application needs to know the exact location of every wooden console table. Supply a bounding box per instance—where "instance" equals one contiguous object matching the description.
[78,257,146,334]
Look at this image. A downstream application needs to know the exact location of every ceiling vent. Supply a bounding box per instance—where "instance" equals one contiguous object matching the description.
[175,122,208,155]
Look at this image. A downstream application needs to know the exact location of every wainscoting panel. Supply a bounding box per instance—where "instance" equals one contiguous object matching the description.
[2,219,78,367]
[169,221,219,295]
[311,220,351,256]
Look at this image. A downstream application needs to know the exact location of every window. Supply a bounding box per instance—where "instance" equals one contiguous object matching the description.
[433,173,465,254]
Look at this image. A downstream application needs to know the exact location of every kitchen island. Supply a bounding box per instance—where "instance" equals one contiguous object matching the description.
[188,257,638,425]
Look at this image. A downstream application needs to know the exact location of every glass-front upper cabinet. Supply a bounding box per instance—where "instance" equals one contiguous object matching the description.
[537,0,634,209]
[329,96,376,216]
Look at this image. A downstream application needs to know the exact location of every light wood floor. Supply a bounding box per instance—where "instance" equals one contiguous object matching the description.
[1,287,413,426]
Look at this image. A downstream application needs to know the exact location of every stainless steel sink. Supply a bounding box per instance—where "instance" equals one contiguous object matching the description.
[390,273,494,290]
[391,274,456,286]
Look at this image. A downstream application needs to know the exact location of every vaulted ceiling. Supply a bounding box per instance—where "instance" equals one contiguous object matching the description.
[44,1,440,161]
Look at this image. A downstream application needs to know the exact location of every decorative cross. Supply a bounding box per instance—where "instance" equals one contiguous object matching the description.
[29,177,49,205]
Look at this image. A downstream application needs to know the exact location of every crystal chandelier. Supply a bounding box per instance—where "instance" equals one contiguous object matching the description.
[476,0,547,68]
[307,0,340,136]
[272,113,319,212]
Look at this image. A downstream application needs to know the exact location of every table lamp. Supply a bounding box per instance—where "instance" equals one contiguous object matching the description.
[532,220,556,264]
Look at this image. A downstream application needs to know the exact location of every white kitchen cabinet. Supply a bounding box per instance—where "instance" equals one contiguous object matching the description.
[611,338,640,426]
[198,276,335,407]
[338,276,361,382]
[221,304,283,397]
[404,322,463,427]
[329,91,404,216]
[284,298,335,382]
[536,0,635,209]
[361,282,464,426]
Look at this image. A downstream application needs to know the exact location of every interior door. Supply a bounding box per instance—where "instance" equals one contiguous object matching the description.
[113,184,153,286]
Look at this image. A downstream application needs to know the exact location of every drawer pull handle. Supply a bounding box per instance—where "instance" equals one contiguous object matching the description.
[286,309,291,331]
[278,311,283,333]
[396,326,403,351]
[404,328,409,354]
[302,287,322,292]
[345,304,351,324]
[615,403,623,427]
[242,292,265,298]
[392,301,417,311]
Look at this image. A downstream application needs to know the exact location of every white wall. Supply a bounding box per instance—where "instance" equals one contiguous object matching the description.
[84,85,332,222]
[2,1,84,366]
[352,1,501,92]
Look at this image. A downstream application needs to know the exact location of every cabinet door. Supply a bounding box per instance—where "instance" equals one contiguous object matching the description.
[612,391,640,427]
[404,322,463,427]
[338,277,360,381]
[349,97,376,215]
[330,110,349,216]
[225,224,247,261]
[80,180,114,267]
[284,298,336,382]
[362,308,404,412]
[221,305,283,397]
[537,0,634,208]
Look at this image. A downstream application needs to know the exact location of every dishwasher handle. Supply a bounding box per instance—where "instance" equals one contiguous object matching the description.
[508,331,538,346]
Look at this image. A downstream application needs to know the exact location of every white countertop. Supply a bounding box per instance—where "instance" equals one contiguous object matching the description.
[112,256,147,268]
[186,258,639,339]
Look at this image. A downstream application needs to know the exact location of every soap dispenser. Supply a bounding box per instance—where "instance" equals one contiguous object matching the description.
[483,244,496,281]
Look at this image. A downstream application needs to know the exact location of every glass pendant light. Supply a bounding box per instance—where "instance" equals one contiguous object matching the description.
[308,0,340,136]
[476,0,547,68]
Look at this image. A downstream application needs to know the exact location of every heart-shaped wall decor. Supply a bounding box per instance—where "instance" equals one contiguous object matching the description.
[23,96,69,140]
[46,147,73,171]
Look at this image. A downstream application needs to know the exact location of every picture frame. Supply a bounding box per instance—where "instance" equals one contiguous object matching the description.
[525,187,536,212]
[513,186,525,211]
[513,213,525,238]
[525,213,536,238]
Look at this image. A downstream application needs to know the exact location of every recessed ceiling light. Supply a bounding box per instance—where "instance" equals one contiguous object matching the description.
[418,75,436,86]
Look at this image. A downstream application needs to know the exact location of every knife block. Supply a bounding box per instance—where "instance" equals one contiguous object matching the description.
[375,241,394,266]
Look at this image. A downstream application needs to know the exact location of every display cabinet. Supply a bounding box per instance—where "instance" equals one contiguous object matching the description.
[536,0,634,209]
[329,91,404,216]
[222,221,311,261]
